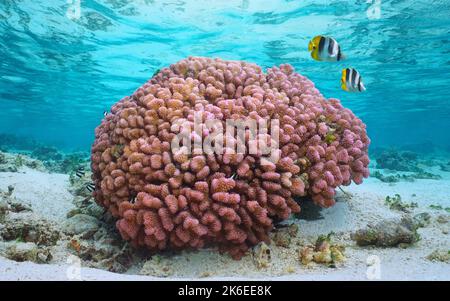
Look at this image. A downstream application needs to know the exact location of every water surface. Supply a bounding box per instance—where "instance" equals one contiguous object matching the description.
[1,0,449,152]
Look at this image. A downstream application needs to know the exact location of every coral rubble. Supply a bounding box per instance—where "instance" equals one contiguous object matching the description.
[372,170,441,183]
[426,250,450,263]
[0,188,59,264]
[91,57,370,258]
[0,151,46,172]
[298,233,345,266]
[440,161,450,172]
[0,149,89,174]
[374,149,422,172]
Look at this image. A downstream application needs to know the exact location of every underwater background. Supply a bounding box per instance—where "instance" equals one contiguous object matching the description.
[1,1,450,281]
[0,0,450,153]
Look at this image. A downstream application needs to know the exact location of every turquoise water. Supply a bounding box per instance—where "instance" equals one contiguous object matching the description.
[1,0,449,152]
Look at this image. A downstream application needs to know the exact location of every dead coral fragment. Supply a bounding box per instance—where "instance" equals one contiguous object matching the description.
[351,217,420,247]
[252,241,271,269]
[373,170,441,183]
[3,242,52,263]
[299,232,345,266]
[299,247,314,265]
[426,250,450,263]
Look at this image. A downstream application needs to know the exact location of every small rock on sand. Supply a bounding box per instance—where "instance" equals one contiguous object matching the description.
[413,212,431,228]
[0,215,60,246]
[426,250,450,263]
[436,215,449,224]
[62,214,100,238]
[351,216,420,247]
[4,241,51,263]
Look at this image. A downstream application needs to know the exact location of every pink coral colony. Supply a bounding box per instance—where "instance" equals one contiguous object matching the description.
[91,57,370,259]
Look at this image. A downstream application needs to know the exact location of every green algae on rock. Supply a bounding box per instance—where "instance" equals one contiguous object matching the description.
[384,194,418,212]
[298,232,345,266]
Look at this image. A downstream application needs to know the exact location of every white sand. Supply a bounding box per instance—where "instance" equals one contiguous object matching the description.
[0,167,75,222]
[0,166,449,281]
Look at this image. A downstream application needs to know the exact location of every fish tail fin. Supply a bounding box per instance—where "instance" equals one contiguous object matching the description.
[360,82,366,92]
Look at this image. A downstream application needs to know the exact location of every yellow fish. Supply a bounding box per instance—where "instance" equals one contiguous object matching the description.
[341,68,366,92]
[308,35,345,62]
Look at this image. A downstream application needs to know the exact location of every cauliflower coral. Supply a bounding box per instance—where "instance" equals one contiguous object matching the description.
[91,57,370,259]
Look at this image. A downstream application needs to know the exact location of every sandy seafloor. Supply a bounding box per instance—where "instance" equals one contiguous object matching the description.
[0,155,449,281]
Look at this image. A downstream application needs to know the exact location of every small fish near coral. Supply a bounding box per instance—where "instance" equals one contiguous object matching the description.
[341,68,366,92]
[308,36,366,93]
[75,166,85,178]
[308,35,345,62]
[85,182,95,192]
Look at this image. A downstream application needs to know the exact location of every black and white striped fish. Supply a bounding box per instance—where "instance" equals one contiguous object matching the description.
[103,111,109,117]
[341,68,366,92]
[85,182,95,192]
[308,35,345,62]
[75,166,85,178]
